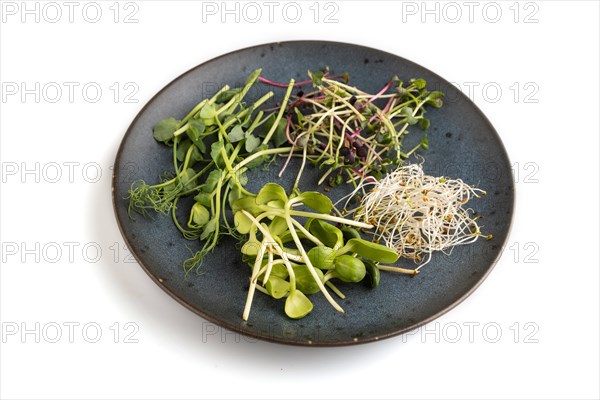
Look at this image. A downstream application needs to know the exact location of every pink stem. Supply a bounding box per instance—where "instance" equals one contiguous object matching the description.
[279,119,300,178]
[259,76,312,88]
[279,147,296,178]
[352,167,376,183]
[284,115,293,144]
[349,126,362,140]
[259,72,346,89]
[382,96,394,114]
[366,80,394,105]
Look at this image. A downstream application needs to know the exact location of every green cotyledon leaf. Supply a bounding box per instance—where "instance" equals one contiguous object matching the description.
[307,219,343,249]
[234,211,253,234]
[285,290,313,319]
[294,191,332,214]
[339,238,398,263]
[333,255,366,283]
[256,183,288,206]
[266,276,290,299]
[294,264,324,295]
[231,197,264,216]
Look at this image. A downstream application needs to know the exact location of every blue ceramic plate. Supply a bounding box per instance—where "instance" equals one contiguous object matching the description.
[112,41,514,346]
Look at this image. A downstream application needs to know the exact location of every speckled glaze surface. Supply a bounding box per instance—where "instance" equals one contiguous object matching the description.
[112,41,514,346]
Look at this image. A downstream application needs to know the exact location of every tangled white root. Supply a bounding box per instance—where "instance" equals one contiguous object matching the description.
[355,164,487,270]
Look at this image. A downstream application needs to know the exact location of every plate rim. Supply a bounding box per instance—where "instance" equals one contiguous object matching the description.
[112,40,515,346]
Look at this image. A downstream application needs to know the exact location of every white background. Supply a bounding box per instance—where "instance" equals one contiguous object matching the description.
[1,1,599,399]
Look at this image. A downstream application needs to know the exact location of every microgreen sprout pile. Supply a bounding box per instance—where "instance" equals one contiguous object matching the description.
[270,68,442,188]
[127,67,491,320]
[353,163,490,270]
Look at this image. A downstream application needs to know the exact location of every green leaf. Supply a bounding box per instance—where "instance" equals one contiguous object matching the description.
[178,168,198,191]
[400,107,414,117]
[188,203,210,228]
[340,238,399,263]
[187,119,205,137]
[295,191,332,214]
[256,183,288,205]
[210,141,224,164]
[307,219,343,249]
[228,186,242,208]
[237,168,248,186]
[176,140,202,167]
[424,90,444,108]
[273,118,288,147]
[420,135,429,150]
[294,107,306,129]
[420,118,430,131]
[191,146,203,166]
[257,114,275,138]
[277,230,296,244]
[201,170,221,193]
[215,87,242,103]
[210,141,233,169]
[333,255,366,283]
[426,98,443,108]
[307,246,336,270]
[245,134,261,153]
[294,265,323,295]
[411,78,427,89]
[231,197,263,216]
[428,90,443,99]
[200,218,217,240]
[187,119,207,153]
[268,216,288,236]
[310,70,324,86]
[228,125,245,142]
[176,139,192,162]
[272,263,289,279]
[363,259,380,288]
[234,211,253,234]
[153,117,180,142]
[266,276,290,299]
[199,103,216,120]
[193,192,211,207]
[258,263,288,280]
[285,290,313,319]
[193,138,206,154]
[341,227,361,242]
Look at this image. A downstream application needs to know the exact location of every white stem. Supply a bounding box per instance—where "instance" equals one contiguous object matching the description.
[290,218,324,247]
[289,210,373,229]
[285,217,344,314]
[242,240,266,321]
